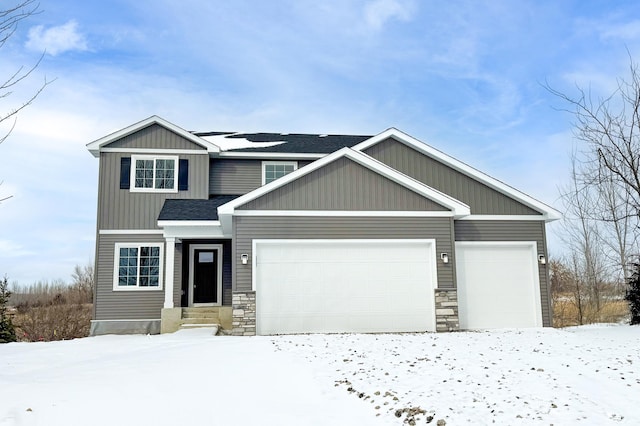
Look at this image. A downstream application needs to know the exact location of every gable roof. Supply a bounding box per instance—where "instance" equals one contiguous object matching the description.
[218,147,471,218]
[86,116,221,157]
[353,128,562,222]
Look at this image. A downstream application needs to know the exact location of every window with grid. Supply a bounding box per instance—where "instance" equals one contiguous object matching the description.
[263,161,297,184]
[114,244,163,290]
[131,156,177,192]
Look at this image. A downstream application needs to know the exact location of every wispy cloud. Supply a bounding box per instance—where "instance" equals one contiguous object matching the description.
[26,20,88,56]
[364,0,416,31]
[599,19,640,40]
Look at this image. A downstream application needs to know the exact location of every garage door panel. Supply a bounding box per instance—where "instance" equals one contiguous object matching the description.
[255,239,435,335]
[455,242,542,329]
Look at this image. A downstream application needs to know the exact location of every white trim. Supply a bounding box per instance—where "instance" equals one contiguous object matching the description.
[457,215,547,221]
[189,244,223,307]
[233,210,455,217]
[218,152,323,159]
[164,237,176,308]
[101,148,207,155]
[130,155,179,193]
[455,241,543,328]
[352,128,562,222]
[86,115,221,157]
[99,229,164,235]
[218,147,470,218]
[261,160,298,185]
[112,242,164,291]
[158,220,221,227]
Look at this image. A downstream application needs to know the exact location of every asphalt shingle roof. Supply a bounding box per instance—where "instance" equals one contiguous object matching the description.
[158,195,240,221]
[193,132,372,154]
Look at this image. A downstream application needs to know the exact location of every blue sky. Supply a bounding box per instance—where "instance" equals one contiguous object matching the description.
[1,0,640,285]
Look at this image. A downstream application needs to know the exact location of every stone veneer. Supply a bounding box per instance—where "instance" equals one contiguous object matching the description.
[232,291,256,336]
[434,289,459,332]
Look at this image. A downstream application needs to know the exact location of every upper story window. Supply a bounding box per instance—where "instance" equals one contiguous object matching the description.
[262,161,298,185]
[130,155,179,192]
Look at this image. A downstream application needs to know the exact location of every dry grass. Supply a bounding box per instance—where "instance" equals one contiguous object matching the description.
[553,296,629,328]
[12,303,92,342]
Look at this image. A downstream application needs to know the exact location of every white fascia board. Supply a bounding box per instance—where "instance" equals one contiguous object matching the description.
[157,220,221,227]
[233,210,455,217]
[86,115,221,157]
[101,148,208,155]
[218,147,470,217]
[99,229,164,235]
[457,215,551,222]
[217,152,323,160]
[157,220,228,239]
[353,128,562,222]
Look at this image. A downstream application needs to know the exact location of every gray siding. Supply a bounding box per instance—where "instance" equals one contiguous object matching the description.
[95,233,181,320]
[238,157,449,211]
[97,151,209,229]
[209,159,262,195]
[106,124,207,150]
[233,216,455,292]
[454,220,552,327]
[209,159,313,195]
[364,138,541,215]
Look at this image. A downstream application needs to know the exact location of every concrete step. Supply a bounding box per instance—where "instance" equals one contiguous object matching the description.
[181,317,220,325]
[180,324,220,335]
[182,307,221,320]
[183,312,219,319]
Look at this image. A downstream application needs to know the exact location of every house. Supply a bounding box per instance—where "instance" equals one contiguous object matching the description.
[86,116,561,336]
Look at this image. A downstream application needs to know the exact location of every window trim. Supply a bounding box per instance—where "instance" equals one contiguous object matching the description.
[261,160,298,185]
[130,155,179,193]
[113,243,164,291]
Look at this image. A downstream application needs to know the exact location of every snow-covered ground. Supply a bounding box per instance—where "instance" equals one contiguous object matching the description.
[1,325,638,425]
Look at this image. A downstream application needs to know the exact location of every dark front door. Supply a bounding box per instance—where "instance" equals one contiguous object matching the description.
[193,249,217,304]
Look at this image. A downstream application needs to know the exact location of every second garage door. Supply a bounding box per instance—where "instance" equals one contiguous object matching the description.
[455,241,543,329]
[254,239,436,335]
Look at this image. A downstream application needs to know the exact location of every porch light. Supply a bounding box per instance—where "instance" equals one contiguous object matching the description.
[538,254,546,265]
[440,253,449,264]
[241,254,249,265]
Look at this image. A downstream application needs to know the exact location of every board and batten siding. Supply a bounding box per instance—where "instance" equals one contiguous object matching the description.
[454,220,552,327]
[106,124,207,150]
[94,234,182,320]
[364,138,542,216]
[238,157,449,211]
[97,151,209,229]
[233,216,455,293]
[209,159,313,195]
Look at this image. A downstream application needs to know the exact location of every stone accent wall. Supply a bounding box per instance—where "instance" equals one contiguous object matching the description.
[435,289,459,332]
[232,291,256,336]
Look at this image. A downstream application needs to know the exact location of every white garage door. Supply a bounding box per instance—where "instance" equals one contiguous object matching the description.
[254,239,436,335]
[455,242,543,329]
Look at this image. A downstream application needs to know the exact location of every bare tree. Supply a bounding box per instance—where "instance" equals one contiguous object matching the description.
[71,263,94,304]
[1,1,51,203]
[547,56,640,226]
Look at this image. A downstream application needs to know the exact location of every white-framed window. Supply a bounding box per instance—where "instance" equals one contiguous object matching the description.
[130,155,178,192]
[262,161,298,185]
[113,243,164,291]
